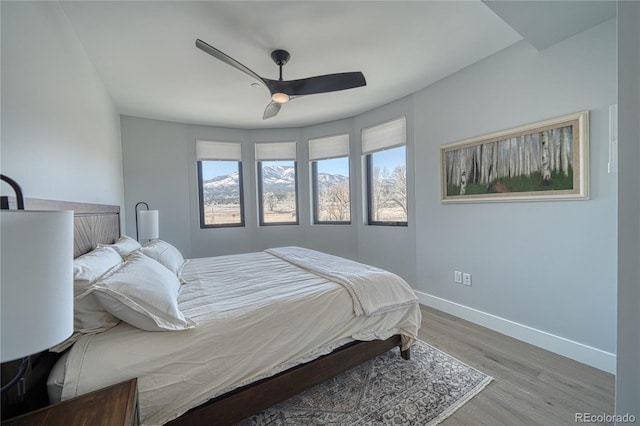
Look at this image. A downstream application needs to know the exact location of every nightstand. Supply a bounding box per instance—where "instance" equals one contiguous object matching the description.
[1,378,138,426]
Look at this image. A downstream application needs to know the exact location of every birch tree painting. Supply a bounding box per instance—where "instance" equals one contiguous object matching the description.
[440,111,589,202]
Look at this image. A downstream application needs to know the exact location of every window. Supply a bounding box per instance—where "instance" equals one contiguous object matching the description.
[196,140,244,228]
[256,141,298,225]
[309,134,350,224]
[362,116,408,226]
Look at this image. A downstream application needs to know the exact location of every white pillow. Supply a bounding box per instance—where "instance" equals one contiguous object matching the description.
[92,251,195,331]
[98,235,142,258]
[72,246,122,333]
[140,239,184,275]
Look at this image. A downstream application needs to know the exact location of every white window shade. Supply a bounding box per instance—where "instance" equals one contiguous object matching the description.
[196,140,242,161]
[309,134,350,161]
[255,141,297,161]
[361,116,406,154]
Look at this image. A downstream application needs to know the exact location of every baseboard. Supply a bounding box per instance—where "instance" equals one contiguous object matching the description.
[415,291,616,374]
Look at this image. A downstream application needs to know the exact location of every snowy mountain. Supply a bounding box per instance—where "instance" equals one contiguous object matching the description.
[315,171,349,189]
[202,165,347,200]
[202,171,241,199]
[260,165,297,190]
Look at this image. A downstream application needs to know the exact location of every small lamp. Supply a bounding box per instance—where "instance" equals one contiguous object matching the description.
[0,175,73,393]
[135,201,159,242]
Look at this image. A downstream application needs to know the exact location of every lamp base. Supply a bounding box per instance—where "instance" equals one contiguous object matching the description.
[1,353,59,420]
[1,357,29,394]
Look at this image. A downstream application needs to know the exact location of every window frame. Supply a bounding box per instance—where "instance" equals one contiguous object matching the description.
[366,148,408,227]
[257,160,300,226]
[197,160,245,229]
[311,158,351,225]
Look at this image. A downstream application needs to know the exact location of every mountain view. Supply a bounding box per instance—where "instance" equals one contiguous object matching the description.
[202,165,348,199]
[201,164,405,225]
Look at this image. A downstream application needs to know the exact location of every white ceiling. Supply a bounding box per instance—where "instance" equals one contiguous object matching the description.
[58,1,615,130]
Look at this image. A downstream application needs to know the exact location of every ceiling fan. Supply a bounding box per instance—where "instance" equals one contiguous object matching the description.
[195,39,367,119]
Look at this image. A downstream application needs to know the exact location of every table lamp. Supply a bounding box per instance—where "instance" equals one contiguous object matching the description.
[0,175,73,394]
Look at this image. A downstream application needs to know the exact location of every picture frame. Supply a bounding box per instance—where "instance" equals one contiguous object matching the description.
[440,111,589,203]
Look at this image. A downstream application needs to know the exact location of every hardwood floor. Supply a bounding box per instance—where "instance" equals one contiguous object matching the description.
[417,305,615,426]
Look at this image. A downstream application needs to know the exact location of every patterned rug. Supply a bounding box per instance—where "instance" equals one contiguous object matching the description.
[238,339,492,425]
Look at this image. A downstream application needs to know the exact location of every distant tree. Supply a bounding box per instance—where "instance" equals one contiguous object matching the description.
[370,166,407,222]
[203,192,217,223]
[264,192,278,211]
[372,167,390,221]
[389,165,407,219]
[327,182,350,221]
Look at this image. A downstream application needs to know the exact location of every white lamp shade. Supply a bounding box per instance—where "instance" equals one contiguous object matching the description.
[1,210,74,362]
[139,210,159,240]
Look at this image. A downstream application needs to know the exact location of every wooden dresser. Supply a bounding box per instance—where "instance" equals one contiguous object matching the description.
[1,378,138,426]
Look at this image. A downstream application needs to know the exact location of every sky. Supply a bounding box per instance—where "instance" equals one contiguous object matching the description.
[201,161,238,180]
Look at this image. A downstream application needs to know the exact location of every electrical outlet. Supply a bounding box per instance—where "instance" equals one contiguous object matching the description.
[454,271,462,283]
[463,273,472,286]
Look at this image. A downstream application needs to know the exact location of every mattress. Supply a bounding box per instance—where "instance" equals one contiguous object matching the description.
[56,251,421,425]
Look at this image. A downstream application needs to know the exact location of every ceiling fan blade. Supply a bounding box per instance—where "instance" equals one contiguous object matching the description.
[264,72,366,96]
[263,102,282,120]
[196,39,265,85]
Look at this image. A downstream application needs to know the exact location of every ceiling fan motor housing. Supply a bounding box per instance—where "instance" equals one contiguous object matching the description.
[271,49,290,66]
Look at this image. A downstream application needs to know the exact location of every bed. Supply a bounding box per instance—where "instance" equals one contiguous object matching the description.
[36,199,421,425]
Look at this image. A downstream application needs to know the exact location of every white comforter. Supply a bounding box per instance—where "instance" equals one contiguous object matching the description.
[266,246,419,316]
[60,250,421,425]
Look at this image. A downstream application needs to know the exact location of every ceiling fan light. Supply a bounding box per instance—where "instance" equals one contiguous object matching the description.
[271,92,290,104]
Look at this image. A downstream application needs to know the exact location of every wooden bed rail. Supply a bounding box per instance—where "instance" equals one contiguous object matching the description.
[167,335,408,426]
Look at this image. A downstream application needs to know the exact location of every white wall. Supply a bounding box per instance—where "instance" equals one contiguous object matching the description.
[615,1,640,417]
[120,116,191,255]
[413,20,617,366]
[354,97,417,285]
[301,119,358,261]
[1,2,123,207]
[186,123,250,259]
[120,18,617,372]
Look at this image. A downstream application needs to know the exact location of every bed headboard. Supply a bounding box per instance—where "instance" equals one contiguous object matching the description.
[20,198,121,258]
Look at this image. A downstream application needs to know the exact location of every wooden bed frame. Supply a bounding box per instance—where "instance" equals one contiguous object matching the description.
[19,198,410,425]
[168,336,409,426]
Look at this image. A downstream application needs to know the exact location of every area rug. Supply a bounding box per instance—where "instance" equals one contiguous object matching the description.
[238,339,493,425]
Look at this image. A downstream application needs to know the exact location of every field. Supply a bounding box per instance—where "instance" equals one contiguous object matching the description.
[202,204,242,225]
[202,201,298,225]
[204,200,406,224]
[371,205,407,223]
[262,198,297,224]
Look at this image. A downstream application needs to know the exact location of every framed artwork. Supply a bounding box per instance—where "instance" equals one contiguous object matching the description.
[440,111,589,203]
